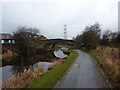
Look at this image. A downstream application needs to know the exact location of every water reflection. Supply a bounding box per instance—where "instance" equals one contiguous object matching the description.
[1,47,68,83]
[54,48,68,58]
[2,54,53,67]
[2,62,53,83]
[2,54,54,83]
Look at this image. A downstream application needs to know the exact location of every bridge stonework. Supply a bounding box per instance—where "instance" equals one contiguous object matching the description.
[43,39,75,49]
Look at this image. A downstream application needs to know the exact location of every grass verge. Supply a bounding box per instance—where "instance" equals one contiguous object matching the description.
[81,47,120,87]
[88,50,103,67]
[28,50,78,88]
[81,48,103,67]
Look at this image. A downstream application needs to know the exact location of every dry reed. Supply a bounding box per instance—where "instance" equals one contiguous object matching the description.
[48,58,65,70]
[3,65,44,88]
[96,46,119,87]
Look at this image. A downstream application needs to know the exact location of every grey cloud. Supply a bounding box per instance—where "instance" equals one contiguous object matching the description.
[1,0,119,39]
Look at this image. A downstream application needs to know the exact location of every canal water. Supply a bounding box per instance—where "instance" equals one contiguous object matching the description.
[0,47,68,84]
[54,47,68,58]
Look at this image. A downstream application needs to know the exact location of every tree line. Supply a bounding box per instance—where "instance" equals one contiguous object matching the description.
[13,24,119,55]
[74,22,119,50]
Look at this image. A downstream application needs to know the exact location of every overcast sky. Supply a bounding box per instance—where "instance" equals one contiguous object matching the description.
[0,0,119,39]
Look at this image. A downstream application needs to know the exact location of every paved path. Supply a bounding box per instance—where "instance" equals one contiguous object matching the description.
[56,50,109,88]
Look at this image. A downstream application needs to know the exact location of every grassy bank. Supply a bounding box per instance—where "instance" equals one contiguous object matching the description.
[81,48,103,67]
[28,50,78,88]
[88,50,103,67]
[81,47,119,87]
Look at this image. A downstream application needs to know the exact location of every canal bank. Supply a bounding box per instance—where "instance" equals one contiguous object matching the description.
[2,48,70,88]
[28,50,78,88]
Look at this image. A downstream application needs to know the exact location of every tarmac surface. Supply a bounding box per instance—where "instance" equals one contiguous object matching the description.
[56,50,109,88]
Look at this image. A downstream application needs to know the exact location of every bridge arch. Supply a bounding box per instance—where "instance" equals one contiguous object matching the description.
[45,39,74,49]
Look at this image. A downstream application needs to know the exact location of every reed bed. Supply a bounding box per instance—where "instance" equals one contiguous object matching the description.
[3,65,44,88]
[95,46,119,87]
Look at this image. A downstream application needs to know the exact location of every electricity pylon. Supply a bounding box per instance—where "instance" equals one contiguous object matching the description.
[64,24,67,39]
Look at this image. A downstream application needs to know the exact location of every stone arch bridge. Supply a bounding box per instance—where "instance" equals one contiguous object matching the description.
[42,39,75,49]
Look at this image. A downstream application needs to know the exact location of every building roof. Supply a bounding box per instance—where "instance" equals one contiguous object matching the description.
[35,35,47,39]
[0,33,13,39]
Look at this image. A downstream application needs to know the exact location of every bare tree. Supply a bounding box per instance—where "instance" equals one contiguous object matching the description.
[13,26,40,55]
[101,30,111,46]
[101,30,119,47]
[75,22,101,50]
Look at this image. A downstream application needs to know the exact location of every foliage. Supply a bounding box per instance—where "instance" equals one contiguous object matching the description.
[28,51,78,88]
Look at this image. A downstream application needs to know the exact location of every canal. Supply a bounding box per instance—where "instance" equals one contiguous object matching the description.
[1,47,68,84]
